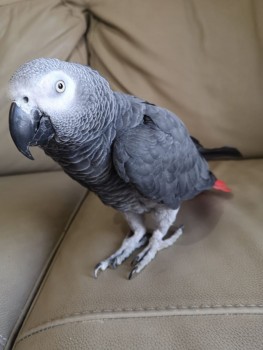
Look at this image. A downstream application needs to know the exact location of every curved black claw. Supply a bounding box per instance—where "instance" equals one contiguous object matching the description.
[131,248,150,267]
[128,267,138,280]
[94,254,124,278]
[94,262,104,279]
[178,224,184,231]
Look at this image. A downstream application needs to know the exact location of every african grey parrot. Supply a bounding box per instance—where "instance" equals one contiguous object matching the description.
[8,58,240,279]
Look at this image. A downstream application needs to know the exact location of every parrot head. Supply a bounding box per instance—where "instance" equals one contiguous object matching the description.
[9,58,113,159]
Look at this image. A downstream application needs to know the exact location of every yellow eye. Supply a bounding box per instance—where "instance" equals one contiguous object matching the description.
[55,80,66,93]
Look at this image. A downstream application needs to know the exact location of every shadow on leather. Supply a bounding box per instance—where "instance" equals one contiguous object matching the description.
[176,191,232,245]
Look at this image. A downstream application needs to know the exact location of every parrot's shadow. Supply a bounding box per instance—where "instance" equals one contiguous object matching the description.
[175,191,232,245]
[113,191,232,246]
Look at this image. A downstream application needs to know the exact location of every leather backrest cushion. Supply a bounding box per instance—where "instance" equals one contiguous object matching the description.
[1,0,262,177]
[0,0,87,175]
[85,0,263,157]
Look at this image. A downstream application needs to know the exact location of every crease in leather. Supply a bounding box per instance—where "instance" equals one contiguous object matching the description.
[16,305,263,345]
[4,189,89,350]
[184,0,205,51]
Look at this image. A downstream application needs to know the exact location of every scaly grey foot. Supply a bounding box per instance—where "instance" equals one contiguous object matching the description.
[129,225,184,279]
[94,232,151,278]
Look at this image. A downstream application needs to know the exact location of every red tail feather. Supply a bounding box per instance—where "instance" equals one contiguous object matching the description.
[213,179,231,193]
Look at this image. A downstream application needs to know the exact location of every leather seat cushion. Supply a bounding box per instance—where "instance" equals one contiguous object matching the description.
[13,159,263,349]
[0,171,86,349]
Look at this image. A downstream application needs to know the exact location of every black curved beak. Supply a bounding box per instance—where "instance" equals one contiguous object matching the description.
[9,103,55,160]
[9,103,39,160]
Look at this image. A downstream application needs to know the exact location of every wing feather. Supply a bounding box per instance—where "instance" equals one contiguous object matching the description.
[113,104,215,209]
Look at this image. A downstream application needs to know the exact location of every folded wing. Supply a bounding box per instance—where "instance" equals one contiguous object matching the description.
[113,104,215,209]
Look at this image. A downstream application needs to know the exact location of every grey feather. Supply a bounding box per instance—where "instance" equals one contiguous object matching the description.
[113,100,215,209]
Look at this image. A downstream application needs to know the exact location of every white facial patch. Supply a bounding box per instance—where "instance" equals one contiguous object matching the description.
[36,70,76,115]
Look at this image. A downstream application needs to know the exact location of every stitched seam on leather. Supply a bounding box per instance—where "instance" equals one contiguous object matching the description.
[19,304,263,337]
[15,311,263,345]
[26,303,263,326]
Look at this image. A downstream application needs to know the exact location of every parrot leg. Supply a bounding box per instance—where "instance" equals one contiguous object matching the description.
[94,212,148,278]
[129,207,183,279]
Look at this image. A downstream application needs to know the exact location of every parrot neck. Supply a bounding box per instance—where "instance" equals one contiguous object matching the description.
[112,92,146,132]
[41,92,142,188]
[42,98,119,185]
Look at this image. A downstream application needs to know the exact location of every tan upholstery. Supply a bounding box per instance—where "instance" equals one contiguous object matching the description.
[86,0,263,157]
[12,160,263,349]
[0,0,262,349]
[0,172,86,349]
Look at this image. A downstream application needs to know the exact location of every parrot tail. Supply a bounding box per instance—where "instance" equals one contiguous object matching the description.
[213,179,231,193]
[190,136,242,160]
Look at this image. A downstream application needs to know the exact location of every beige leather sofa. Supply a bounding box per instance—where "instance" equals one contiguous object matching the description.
[1,1,263,349]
